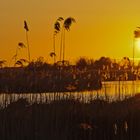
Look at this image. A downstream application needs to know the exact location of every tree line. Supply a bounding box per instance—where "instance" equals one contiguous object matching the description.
[0,56,139,93]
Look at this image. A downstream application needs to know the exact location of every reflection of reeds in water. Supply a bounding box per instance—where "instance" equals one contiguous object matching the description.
[0,88,138,108]
[1,79,140,108]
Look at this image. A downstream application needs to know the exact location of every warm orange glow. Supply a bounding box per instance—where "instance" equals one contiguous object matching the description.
[135,38,140,50]
[1,0,140,64]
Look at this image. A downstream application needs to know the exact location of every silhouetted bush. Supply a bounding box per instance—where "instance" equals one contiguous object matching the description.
[0,56,139,93]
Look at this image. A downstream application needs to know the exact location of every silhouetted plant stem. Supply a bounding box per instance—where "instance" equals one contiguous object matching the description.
[14,47,18,67]
[62,28,65,65]
[25,31,30,62]
[60,27,64,62]
[53,34,56,64]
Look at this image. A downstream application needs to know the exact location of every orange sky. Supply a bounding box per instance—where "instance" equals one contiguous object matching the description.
[1,0,140,65]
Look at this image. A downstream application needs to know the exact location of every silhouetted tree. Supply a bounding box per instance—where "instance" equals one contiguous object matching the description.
[120,57,131,70]
[76,57,88,70]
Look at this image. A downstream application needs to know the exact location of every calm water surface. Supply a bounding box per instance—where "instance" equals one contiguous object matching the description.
[0,81,140,106]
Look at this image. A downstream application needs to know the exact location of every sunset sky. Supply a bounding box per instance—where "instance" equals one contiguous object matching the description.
[1,0,140,64]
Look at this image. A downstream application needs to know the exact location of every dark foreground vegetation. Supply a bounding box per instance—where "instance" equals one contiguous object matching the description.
[0,94,140,140]
[0,56,140,93]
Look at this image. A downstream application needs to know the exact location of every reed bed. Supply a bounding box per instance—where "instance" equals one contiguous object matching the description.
[0,93,140,140]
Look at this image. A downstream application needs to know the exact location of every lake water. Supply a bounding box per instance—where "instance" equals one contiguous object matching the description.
[0,80,140,107]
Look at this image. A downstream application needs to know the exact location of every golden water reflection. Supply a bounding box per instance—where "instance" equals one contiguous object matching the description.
[0,81,140,107]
